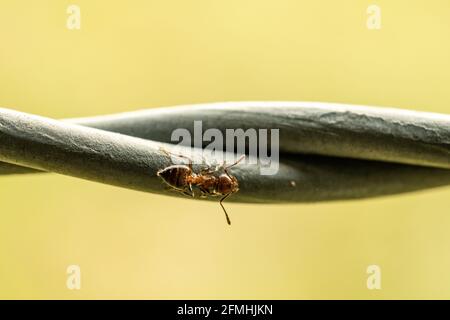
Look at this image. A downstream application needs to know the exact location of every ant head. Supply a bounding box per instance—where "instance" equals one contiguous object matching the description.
[217,173,239,195]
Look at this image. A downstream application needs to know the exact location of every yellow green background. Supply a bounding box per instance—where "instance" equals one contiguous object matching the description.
[0,0,449,299]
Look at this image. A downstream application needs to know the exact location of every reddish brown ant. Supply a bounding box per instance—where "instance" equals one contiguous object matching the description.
[157,149,244,225]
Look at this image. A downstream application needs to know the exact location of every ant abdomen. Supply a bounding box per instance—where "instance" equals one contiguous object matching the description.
[157,165,192,189]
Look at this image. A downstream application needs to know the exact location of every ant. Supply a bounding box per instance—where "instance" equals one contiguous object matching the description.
[156,148,245,225]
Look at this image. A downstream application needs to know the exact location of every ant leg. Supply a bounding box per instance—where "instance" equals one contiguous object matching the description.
[174,188,194,198]
[165,187,192,198]
[200,167,215,175]
[183,190,193,197]
[198,186,209,198]
[175,185,194,198]
[219,193,232,226]
[198,153,216,174]
[159,147,193,170]
[188,184,195,197]
[201,153,208,166]
[223,155,245,178]
[200,152,219,173]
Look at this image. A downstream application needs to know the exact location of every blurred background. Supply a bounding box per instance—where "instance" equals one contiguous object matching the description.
[0,0,449,299]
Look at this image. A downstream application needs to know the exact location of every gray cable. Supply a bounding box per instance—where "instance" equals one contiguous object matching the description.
[0,102,449,203]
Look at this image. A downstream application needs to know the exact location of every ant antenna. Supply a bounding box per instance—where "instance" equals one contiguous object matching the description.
[225,154,245,169]
[223,154,245,177]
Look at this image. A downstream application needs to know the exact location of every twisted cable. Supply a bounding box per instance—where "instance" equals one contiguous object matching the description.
[0,102,449,203]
